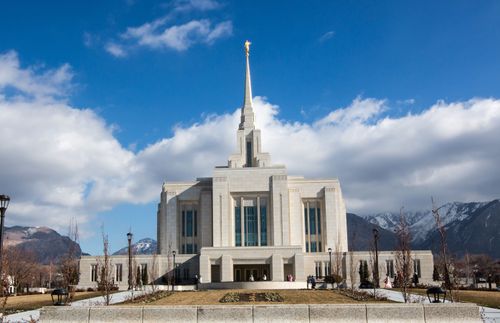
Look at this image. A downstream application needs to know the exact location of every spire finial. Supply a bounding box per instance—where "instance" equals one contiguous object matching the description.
[239,40,255,130]
[244,40,251,57]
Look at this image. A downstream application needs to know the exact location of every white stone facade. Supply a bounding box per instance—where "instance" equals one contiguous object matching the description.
[78,43,433,290]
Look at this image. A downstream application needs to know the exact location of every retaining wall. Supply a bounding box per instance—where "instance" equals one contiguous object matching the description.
[40,303,481,323]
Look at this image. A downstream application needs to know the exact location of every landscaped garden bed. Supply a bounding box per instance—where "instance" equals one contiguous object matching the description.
[219,292,284,303]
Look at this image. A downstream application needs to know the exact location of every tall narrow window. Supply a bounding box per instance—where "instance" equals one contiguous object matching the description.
[235,204,242,246]
[180,204,199,254]
[91,264,98,282]
[194,210,197,236]
[115,264,123,282]
[245,205,257,246]
[234,196,268,247]
[386,260,394,278]
[182,210,185,237]
[260,202,267,246]
[304,200,323,253]
[186,210,193,237]
[413,259,421,278]
[317,208,321,234]
[246,141,252,167]
[309,207,316,234]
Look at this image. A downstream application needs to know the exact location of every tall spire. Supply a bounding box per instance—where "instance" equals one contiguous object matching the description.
[239,40,255,130]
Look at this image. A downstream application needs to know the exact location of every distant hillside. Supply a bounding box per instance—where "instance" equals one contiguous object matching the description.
[4,226,81,264]
[113,238,157,255]
[419,200,500,258]
[358,199,500,258]
[347,213,397,251]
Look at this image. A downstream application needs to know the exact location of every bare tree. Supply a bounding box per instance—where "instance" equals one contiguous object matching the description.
[60,218,80,301]
[394,207,412,303]
[97,228,114,305]
[4,248,38,294]
[148,253,159,293]
[432,197,457,302]
[348,231,357,293]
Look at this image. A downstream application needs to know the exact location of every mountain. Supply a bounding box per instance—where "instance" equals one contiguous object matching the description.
[113,238,157,255]
[4,226,81,264]
[358,199,500,258]
[419,200,500,258]
[346,213,397,251]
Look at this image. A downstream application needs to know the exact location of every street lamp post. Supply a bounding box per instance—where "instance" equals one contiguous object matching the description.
[372,228,380,288]
[172,250,176,292]
[473,265,479,289]
[328,247,333,289]
[0,195,10,296]
[328,248,333,275]
[127,232,133,290]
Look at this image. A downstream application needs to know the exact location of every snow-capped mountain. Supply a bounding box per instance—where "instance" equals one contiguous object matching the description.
[113,238,157,255]
[360,201,490,244]
[358,199,500,258]
[4,225,81,264]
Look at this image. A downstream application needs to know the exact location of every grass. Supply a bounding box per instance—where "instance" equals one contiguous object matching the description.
[1,291,105,313]
[409,288,500,309]
[130,289,391,306]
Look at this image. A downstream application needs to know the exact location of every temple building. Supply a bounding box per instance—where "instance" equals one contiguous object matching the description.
[78,42,433,290]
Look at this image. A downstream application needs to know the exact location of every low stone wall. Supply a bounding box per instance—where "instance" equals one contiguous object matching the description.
[40,303,481,322]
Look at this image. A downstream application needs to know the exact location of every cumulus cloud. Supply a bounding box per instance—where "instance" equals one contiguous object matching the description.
[1,50,500,239]
[122,19,232,51]
[105,42,127,57]
[105,0,231,56]
[0,51,72,99]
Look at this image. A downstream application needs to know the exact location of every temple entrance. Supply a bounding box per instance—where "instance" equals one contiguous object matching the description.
[233,264,270,282]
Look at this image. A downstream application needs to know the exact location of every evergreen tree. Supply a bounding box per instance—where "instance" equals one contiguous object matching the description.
[432,265,440,281]
[136,266,142,286]
[142,267,148,285]
[363,261,369,283]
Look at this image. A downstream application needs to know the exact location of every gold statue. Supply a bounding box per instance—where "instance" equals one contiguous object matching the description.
[244,40,251,56]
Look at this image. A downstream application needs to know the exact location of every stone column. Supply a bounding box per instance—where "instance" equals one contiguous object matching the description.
[293,254,306,282]
[221,254,233,282]
[271,254,284,282]
[324,187,336,252]
[200,189,213,248]
[271,175,290,246]
[212,177,228,247]
[165,191,178,253]
[199,254,211,283]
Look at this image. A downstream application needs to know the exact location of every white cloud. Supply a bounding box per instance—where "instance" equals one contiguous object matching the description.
[0,51,72,99]
[122,19,232,51]
[1,50,500,241]
[172,0,221,12]
[106,0,231,56]
[319,31,335,43]
[105,42,127,57]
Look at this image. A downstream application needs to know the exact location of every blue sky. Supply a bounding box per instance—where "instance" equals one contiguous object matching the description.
[1,0,500,255]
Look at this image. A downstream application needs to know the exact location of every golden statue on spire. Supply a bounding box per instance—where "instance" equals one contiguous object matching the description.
[244,40,251,56]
